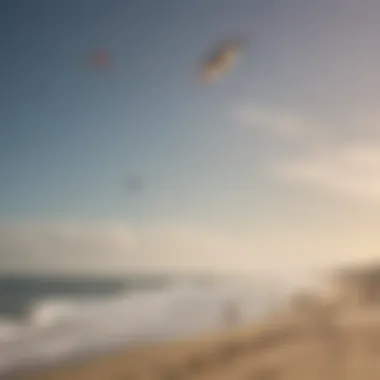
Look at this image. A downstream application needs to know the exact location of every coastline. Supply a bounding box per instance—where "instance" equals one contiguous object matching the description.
[6,309,380,380]
[6,318,295,380]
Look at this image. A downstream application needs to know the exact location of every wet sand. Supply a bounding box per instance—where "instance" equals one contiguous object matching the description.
[6,314,380,380]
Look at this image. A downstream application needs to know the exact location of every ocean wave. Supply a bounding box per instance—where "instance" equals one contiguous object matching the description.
[0,318,26,343]
[0,279,285,376]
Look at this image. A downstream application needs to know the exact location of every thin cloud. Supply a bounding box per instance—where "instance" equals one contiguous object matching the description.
[1,219,378,286]
[273,142,380,202]
[0,221,257,275]
[232,104,310,141]
[233,104,380,205]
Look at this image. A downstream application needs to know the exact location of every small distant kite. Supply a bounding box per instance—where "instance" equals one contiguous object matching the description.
[199,38,246,83]
[124,175,144,195]
[87,49,113,69]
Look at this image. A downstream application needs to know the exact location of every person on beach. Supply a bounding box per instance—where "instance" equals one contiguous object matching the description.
[222,299,241,329]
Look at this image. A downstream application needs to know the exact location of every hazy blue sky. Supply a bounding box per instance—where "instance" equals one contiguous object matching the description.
[0,0,281,223]
[2,0,380,280]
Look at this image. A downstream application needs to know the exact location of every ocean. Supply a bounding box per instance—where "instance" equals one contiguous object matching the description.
[0,273,287,376]
[0,274,176,318]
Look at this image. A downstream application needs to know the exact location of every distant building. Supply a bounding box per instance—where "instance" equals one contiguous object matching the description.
[330,264,380,307]
[222,299,241,329]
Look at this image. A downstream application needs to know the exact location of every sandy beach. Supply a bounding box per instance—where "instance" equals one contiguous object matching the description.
[7,310,380,380]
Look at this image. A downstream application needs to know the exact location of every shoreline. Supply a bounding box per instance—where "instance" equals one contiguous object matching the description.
[7,311,379,380]
[6,317,296,380]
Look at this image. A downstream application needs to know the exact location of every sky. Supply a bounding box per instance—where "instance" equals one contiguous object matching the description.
[1,0,380,282]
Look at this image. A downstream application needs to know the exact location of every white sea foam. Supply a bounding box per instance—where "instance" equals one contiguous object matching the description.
[0,280,286,376]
